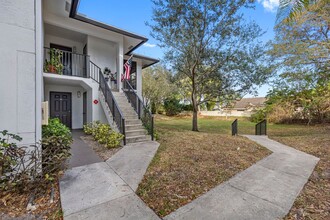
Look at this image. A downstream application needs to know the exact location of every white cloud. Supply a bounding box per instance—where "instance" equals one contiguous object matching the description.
[143,43,157,48]
[258,0,279,13]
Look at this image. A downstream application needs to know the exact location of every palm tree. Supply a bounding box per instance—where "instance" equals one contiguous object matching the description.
[276,0,317,22]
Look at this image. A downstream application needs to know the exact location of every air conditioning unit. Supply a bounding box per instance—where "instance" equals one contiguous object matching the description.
[42,101,49,125]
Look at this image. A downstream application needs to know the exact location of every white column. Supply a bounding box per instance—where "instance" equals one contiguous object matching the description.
[136,60,143,99]
[117,38,124,92]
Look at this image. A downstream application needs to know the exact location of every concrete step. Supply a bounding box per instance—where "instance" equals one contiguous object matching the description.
[122,111,138,115]
[125,119,143,125]
[122,110,136,115]
[125,124,145,131]
[121,111,137,116]
[113,98,127,102]
[126,129,147,137]
[126,135,151,144]
[112,94,126,99]
[124,115,139,120]
[121,107,135,111]
[117,103,134,108]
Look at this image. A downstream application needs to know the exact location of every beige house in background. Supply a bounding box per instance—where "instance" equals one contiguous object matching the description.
[201,97,267,117]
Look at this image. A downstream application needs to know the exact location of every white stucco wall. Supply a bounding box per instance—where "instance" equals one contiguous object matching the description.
[87,35,117,75]
[0,0,42,145]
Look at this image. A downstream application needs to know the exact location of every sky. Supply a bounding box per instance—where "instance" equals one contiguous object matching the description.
[78,0,280,97]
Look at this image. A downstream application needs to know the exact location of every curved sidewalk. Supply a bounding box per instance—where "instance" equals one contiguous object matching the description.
[60,141,161,220]
[164,135,319,220]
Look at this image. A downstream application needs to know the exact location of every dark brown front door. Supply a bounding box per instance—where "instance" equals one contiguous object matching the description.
[50,92,72,128]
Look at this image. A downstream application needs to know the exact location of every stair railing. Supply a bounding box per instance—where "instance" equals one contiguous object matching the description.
[89,61,101,83]
[123,80,154,141]
[99,69,126,145]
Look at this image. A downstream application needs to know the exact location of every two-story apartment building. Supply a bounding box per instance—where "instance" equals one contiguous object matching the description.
[0,0,159,146]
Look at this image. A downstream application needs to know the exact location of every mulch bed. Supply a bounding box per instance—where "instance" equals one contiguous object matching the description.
[0,181,63,220]
[136,128,271,217]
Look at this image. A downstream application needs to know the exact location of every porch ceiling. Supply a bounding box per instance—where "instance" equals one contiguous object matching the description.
[45,23,86,43]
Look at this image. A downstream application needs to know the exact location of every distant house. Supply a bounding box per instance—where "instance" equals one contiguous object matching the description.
[228,97,267,112]
[201,97,266,117]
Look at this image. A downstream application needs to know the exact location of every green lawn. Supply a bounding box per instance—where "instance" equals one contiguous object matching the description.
[155,115,312,136]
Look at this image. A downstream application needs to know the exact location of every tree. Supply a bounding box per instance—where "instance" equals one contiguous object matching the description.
[276,0,323,22]
[271,0,330,90]
[268,1,330,124]
[142,64,174,113]
[148,0,270,131]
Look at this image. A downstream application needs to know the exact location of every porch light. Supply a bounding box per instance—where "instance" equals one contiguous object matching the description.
[77,91,81,98]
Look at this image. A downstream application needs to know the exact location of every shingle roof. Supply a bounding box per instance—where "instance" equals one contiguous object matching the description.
[232,97,266,109]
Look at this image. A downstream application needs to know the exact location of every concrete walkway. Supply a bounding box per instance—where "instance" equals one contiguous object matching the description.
[68,130,102,168]
[61,134,319,220]
[164,135,319,220]
[60,141,160,220]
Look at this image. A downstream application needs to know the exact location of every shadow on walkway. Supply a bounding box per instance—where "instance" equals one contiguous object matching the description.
[68,130,102,168]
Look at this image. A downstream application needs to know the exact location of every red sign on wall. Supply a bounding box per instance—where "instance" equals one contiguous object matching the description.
[93,99,99,105]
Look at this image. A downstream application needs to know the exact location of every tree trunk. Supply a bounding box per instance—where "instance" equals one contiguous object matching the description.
[192,108,198,131]
[191,84,198,131]
[191,68,198,131]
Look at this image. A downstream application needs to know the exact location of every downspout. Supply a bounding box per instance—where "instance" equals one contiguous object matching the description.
[35,0,43,143]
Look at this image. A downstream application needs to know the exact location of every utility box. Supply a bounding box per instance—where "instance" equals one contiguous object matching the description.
[42,101,49,125]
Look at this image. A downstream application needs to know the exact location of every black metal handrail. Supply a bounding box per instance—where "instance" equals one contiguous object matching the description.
[89,61,100,83]
[99,72,126,144]
[255,119,267,135]
[232,119,238,136]
[123,80,154,140]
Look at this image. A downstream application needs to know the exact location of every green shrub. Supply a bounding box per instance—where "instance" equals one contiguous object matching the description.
[250,109,267,123]
[206,101,216,111]
[1,123,72,191]
[164,98,182,116]
[94,124,112,143]
[42,135,72,177]
[42,118,72,181]
[0,130,23,189]
[42,118,71,138]
[106,131,124,148]
[83,121,124,148]
[83,121,101,135]
[181,104,193,111]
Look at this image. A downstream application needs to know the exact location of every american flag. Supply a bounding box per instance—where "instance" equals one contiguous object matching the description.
[123,55,133,81]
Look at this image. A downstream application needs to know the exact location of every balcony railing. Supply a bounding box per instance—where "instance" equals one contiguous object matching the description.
[43,47,90,78]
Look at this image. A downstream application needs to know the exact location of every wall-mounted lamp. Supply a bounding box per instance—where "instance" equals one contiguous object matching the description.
[77,91,81,98]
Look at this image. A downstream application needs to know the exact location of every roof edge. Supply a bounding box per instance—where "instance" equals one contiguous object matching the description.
[128,53,159,69]
[70,0,148,48]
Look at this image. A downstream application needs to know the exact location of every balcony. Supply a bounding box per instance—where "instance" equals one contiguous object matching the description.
[43,47,100,82]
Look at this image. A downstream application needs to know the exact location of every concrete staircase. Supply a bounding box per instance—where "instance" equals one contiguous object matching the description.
[112,92,151,144]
